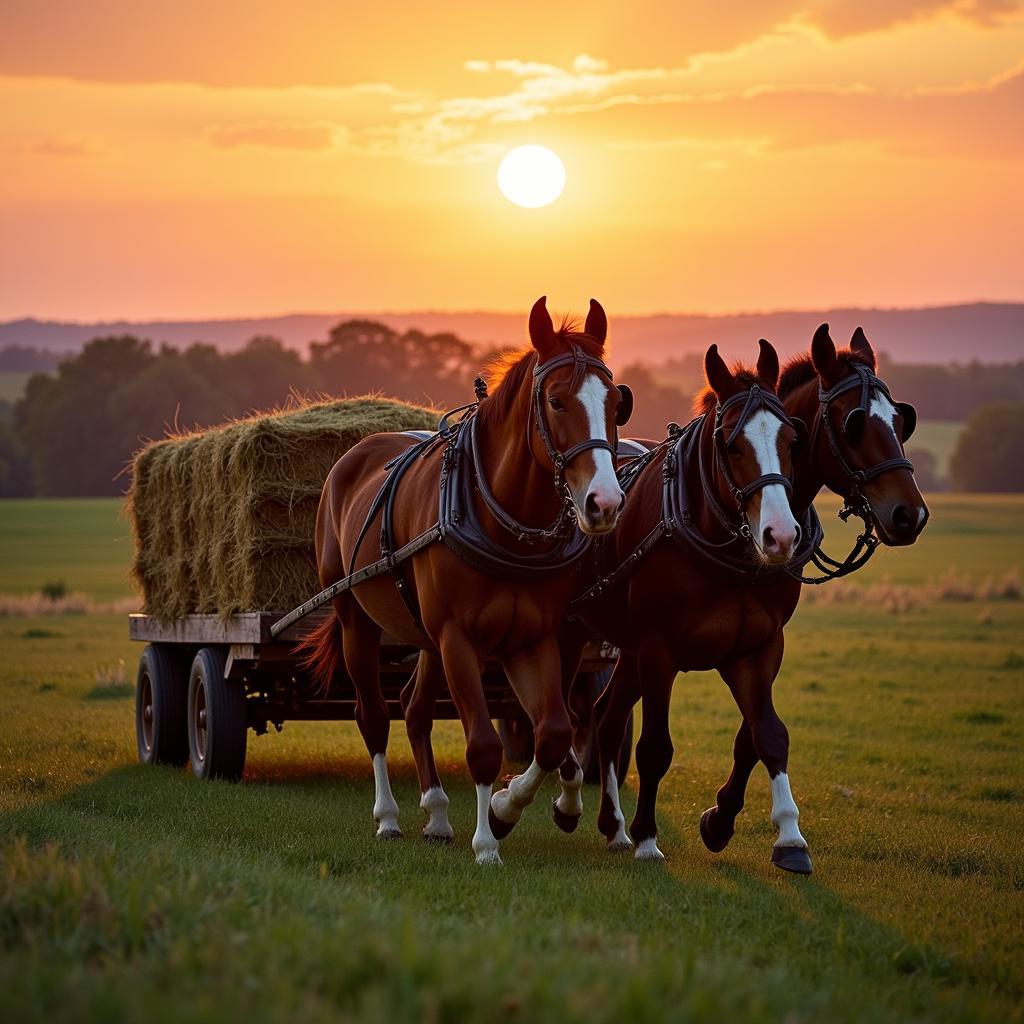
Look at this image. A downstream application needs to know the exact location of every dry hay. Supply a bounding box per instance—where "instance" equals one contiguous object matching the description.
[126,397,437,619]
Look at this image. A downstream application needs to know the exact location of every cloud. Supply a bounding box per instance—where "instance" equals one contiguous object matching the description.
[206,120,342,150]
[30,137,96,157]
[805,0,1023,38]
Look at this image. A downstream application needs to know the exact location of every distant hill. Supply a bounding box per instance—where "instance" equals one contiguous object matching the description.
[1,302,1021,366]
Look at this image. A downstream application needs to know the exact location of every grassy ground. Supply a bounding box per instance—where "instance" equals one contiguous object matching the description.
[906,420,964,478]
[0,371,32,403]
[0,497,1022,1022]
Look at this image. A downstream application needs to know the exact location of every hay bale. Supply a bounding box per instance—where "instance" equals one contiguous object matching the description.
[127,397,437,619]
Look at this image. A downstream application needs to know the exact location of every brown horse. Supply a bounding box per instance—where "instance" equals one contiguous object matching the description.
[586,328,927,873]
[301,296,629,864]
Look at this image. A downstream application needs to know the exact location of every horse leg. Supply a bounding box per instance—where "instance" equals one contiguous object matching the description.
[720,637,812,875]
[699,720,757,853]
[629,641,676,861]
[400,651,453,843]
[552,628,586,834]
[438,629,504,865]
[596,652,641,851]
[491,639,573,838]
[339,598,400,840]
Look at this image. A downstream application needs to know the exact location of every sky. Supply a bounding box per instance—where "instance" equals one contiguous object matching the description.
[1,0,1022,320]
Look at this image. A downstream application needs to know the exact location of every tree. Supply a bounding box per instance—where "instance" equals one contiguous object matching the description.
[16,336,154,496]
[950,404,1024,492]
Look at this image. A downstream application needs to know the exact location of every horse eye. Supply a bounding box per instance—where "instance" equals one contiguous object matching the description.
[548,396,565,411]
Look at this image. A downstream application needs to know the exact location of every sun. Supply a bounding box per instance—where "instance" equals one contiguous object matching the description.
[497,145,566,208]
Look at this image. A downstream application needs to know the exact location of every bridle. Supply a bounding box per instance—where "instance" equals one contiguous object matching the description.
[472,343,633,544]
[532,345,632,494]
[815,362,916,521]
[702,384,798,543]
[786,363,918,584]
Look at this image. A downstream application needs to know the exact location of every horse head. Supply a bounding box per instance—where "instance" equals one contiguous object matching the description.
[809,324,928,545]
[703,340,802,565]
[527,296,628,535]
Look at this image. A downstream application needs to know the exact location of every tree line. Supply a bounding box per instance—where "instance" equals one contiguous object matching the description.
[0,321,1021,496]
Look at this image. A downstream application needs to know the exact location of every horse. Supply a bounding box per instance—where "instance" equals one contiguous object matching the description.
[299,296,631,864]
[586,326,927,873]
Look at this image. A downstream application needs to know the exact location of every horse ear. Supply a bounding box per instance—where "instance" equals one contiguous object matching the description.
[811,323,838,383]
[585,298,607,346]
[528,296,557,359]
[756,338,780,389]
[704,344,733,398]
[850,326,876,368]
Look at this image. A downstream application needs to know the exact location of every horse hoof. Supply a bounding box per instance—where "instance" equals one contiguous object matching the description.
[634,838,666,861]
[376,827,403,841]
[606,833,634,853]
[422,830,453,844]
[475,847,504,866]
[699,806,733,853]
[771,846,813,875]
[551,798,580,834]
[488,805,516,841]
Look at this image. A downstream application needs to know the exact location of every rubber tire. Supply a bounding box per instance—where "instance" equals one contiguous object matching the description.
[573,668,633,785]
[187,647,247,782]
[135,644,189,766]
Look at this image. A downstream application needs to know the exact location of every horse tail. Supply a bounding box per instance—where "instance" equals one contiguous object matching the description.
[296,612,343,694]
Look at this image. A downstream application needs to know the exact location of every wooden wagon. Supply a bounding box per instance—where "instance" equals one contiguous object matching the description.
[130,610,632,785]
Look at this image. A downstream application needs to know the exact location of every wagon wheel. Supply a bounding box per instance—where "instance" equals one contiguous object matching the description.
[187,647,247,782]
[135,643,190,766]
[572,667,633,785]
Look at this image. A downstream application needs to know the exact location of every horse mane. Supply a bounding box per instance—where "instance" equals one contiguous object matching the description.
[693,366,764,417]
[475,317,604,432]
[777,348,874,399]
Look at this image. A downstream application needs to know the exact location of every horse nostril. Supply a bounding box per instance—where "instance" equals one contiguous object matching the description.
[793,523,802,547]
[762,526,776,550]
[585,493,600,520]
[892,505,914,535]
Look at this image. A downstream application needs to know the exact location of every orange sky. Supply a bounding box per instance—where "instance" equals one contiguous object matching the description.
[1,0,1022,320]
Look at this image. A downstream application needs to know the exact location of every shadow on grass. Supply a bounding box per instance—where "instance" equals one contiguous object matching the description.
[1,756,1007,1016]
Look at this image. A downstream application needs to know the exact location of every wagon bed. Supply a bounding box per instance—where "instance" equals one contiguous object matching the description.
[129,611,629,783]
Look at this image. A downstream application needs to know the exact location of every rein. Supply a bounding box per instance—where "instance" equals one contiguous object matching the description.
[785,363,915,585]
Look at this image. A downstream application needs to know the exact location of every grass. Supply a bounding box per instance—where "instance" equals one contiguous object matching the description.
[906,420,964,478]
[0,499,134,601]
[0,497,1023,1022]
[0,371,32,403]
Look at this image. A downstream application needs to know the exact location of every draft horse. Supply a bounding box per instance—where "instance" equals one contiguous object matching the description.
[587,327,927,873]
[301,297,632,864]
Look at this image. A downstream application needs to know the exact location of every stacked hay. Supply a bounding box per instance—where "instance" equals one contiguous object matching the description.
[127,397,437,619]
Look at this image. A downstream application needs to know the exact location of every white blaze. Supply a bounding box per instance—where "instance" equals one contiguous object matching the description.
[574,373,622,513]
[741,410,798,555]
[870,391,900,441]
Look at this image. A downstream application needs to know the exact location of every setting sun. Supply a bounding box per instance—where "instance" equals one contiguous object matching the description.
[497,145,566,209]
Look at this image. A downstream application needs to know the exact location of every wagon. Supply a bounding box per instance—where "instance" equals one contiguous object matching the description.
[129,610,632,785]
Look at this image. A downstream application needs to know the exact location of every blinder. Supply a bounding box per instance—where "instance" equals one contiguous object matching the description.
[818,362,915,494]
[896,402,917,441]
[616,384,634,426]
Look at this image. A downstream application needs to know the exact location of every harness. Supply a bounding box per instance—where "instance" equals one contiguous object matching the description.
[270,346,618,639]
[788,363,916,584]
[573,386,824,609]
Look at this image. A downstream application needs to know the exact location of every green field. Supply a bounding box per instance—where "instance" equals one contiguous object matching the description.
[0,371,32,403]
[0,497,1022,1022]
[907,420,964,478]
